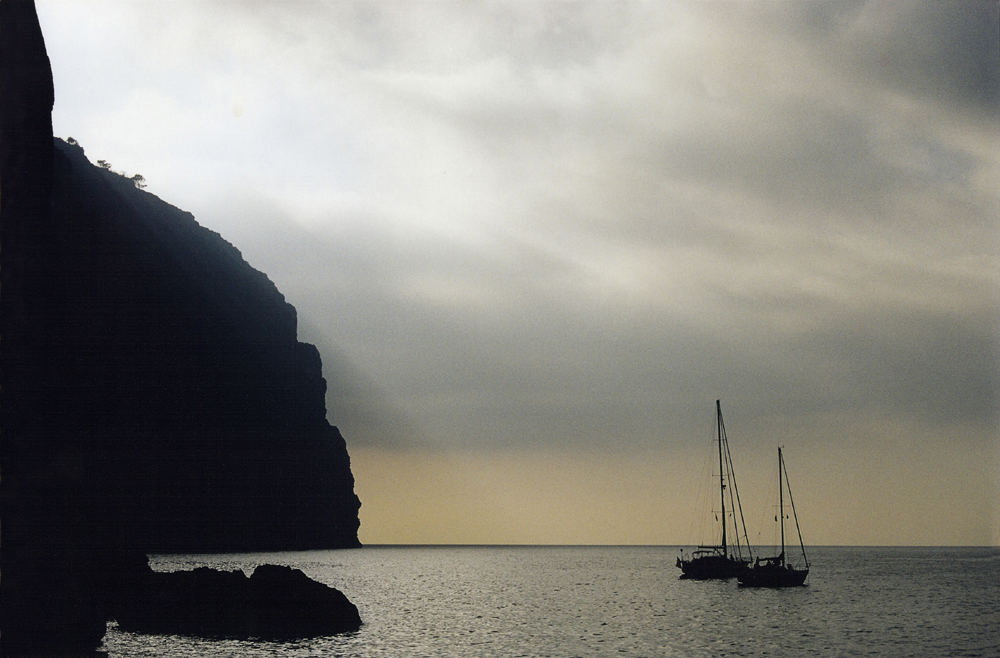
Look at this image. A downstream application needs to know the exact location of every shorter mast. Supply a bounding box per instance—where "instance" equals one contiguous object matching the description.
[781,447,809,568]
[778,447,785,567]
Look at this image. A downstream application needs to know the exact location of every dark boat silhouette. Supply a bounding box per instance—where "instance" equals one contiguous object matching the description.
[738,446,810,587]
[676,400,753,579]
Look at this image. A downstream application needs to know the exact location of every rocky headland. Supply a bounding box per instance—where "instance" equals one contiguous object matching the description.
[115,560,362,639]
[1,2,362,653]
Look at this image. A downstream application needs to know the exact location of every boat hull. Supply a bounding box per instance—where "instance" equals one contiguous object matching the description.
[737,564,808,587]
[677,554,750,580]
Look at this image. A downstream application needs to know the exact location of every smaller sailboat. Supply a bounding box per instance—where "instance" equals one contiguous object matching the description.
[738,446,809,587]
[676,400,753,579]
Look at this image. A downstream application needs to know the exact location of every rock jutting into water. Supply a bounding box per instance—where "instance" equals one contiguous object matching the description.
[115,561,362,639]
[1,2,362,653]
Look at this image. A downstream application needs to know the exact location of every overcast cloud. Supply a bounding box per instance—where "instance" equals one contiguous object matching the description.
[34,1,998,542]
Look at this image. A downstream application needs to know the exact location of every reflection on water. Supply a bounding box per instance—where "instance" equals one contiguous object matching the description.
[101,546,999,657]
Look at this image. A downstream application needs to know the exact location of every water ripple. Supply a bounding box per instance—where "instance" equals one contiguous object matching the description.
[97,546,1000,657]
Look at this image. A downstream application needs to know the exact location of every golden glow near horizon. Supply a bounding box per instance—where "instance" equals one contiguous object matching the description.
[352,426,998,547]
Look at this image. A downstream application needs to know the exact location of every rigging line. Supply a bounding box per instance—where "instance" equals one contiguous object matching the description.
[688,435,715,547]
[727,440,752,559]
[716,401,727,554]
[720,413,753,561]
[781,449,809,568]
[717,406,734,556]
[722,439,743,558]
[768,456,782,553]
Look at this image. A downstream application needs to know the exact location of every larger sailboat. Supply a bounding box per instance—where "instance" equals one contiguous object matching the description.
[738,446,810,587]
[676,400,753,579]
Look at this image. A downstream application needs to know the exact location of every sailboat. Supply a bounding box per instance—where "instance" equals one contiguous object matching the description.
[738,446,810,587]
[676,400,753,579]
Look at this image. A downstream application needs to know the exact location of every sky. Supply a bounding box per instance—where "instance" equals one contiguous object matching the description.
[35,1,998,546]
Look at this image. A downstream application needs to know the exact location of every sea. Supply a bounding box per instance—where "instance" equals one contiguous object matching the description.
[99,546,999,657]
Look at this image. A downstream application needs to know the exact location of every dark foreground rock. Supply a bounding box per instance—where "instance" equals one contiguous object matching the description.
[116,563,362,639]
[2,1,362,652]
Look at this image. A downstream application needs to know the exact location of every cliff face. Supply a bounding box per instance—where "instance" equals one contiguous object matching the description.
[45,139,362,552]
[2,2,361,653]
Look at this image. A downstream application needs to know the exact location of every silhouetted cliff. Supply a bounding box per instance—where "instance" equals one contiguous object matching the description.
[1,2,360,653]
[44,138,362,552]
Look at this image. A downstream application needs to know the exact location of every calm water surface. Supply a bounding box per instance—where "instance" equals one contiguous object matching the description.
[101,546,999,656]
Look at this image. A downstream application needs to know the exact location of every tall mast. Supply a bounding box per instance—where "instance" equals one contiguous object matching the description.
[717,400,727,556]
[778,446,785,567]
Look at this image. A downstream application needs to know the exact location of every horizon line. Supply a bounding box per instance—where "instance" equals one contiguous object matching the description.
[358,543,999,548]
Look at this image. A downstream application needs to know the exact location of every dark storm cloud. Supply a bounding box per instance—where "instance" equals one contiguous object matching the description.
[736,1,998,114]
[841,1,999,115]
[37,0,998,455]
